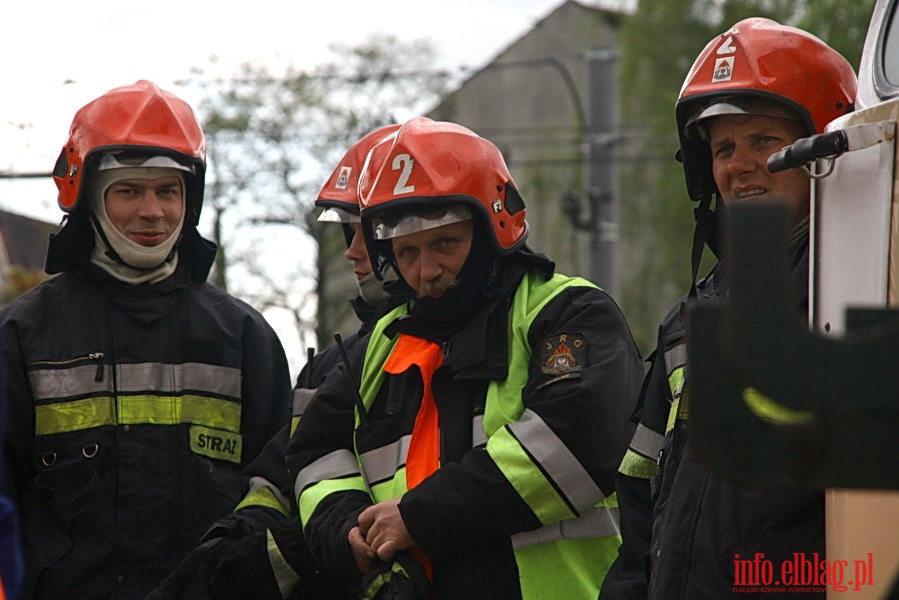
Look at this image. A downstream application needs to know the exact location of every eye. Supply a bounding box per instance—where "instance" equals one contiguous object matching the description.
[712,143,734,159]
[435,237,460,252]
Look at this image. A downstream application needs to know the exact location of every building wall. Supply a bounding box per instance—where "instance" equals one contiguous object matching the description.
[428,0,622,281]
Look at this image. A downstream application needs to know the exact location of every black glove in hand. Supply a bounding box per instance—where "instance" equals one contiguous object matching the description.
[145,538,230,600]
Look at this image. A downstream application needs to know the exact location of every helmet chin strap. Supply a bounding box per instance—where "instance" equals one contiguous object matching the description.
[689,192,720,300]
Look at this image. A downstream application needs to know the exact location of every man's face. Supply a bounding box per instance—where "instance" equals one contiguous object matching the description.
[708,115,811,225]
[391,219,473,298]
[344,223,373,280]
[104,176,184,246]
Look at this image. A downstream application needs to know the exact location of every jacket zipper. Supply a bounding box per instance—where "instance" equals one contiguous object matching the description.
[32,352,105,381]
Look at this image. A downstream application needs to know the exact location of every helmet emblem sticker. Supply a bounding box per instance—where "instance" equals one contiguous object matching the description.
[336,166,352,189]
[712,57,734,82]
[492,199,503,213]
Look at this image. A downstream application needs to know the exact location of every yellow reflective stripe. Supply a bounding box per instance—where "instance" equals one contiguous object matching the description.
[267,528,300,598]
[618,448,658,479]
[34,396,116,435]
[34,394,241,435]
[743,387,814,424]
[235,480,290,517]
[665,398,679,434]
[118,395,241,431]
[369,469,409,503]
[298,476,368,529]
[487,425,575,525]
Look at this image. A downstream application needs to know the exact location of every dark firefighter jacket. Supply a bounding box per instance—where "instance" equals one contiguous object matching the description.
[191,296,382,600]
[287,258,644,599]
[601,237,825,600]
[1,239,292,599]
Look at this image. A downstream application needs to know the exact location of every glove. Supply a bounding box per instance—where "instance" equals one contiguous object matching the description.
[360,551,431,600]
[206,518,352,600]
[145,538,229,600]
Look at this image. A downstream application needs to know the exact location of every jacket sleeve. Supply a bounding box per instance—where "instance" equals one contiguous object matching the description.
[237,313,293,467]
[400,286,644,562]
[286,338,373,585]
[600,347,669,600]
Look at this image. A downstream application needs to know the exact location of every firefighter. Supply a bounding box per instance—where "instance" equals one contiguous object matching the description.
[0,80,293,599]
[148,124,403,600]
[287,117,644,599]
[599,19,858,600]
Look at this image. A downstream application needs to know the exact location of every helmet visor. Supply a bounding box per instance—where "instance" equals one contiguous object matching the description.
[317,207,360,224]
[685,97,801,140]
[372,205,472,240]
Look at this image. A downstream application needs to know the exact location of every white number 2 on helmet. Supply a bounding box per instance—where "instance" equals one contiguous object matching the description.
[392,153,416,195]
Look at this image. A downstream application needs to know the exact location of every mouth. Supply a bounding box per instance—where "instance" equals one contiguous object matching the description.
[732,187,767,201]
[130,231,168,245]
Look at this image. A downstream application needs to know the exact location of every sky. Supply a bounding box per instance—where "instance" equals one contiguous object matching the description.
[0,0,627,223]
[0,0,625,377]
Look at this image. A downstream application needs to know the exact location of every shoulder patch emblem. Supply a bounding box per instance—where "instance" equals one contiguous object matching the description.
[541,333,587,376]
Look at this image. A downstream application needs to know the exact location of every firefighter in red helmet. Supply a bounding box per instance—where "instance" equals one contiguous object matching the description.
[287,117,643,599]
[600,19,857,600]
[0,80,293,599]
[148,124,403,600]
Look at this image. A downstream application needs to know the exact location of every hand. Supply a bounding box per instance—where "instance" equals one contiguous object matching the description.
[348,524,378,575]
[358,498,415,562]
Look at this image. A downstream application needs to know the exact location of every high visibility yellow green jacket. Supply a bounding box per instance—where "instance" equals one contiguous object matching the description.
[1,258,292,599]
[288,260,643,599]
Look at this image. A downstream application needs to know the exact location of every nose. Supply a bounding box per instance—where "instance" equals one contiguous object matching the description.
[726,142,758,176]
[138,191,166,219]
[344,229,368,263]
[417,249,443,282]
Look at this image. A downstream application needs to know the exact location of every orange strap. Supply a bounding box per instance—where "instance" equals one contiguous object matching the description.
[383,333,443,581]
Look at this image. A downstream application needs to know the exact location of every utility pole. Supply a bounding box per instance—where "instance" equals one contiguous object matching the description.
[586,48,619,294]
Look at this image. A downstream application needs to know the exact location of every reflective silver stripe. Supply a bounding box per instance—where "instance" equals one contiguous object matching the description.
[359,434,411,484]
[267,528,300,599]
[507,410,603,510]
[629,423,664,459]
[663,344,687,375]
[240,476,292,515]
[29,362,242,400]
[292,387,316,417]
[510,506,620,549]
[294,449,361,499]
[472,414,487,448]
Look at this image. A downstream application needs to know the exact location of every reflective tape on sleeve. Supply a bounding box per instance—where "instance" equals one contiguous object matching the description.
[358,434,411,485]
[235,476,292,516]
[267,528,300,598]
[628,423,664,460]
[618,449,658,479]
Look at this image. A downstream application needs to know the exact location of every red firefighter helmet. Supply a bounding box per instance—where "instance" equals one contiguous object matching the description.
[52,80,206,224]
[358,117,528,253]
[676,17,857,201]
[315,124,401,224]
